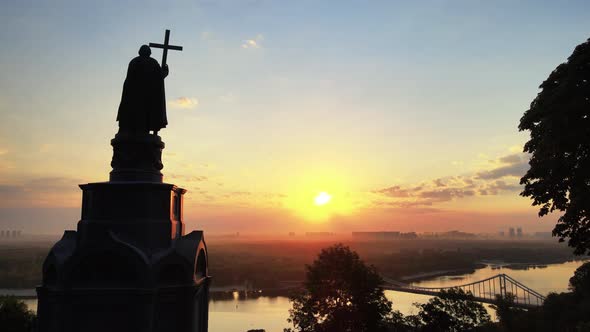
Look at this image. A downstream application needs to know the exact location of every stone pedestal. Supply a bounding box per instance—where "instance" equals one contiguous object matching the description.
[110,132,165,182]
[36,134,210,332]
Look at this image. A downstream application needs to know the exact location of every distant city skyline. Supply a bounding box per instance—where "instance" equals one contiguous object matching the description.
[1,0,589,234]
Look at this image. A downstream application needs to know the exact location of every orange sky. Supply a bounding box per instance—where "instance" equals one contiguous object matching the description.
[1,0,587,235]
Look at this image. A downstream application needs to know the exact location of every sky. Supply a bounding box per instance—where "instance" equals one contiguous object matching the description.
[0,0,589,235]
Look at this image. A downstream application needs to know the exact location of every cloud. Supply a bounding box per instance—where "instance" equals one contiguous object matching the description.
[229,191,252,196]
[373,152,528,207]
[0,185,24,193]
[27,177,83,190]
[223,191,252,199]
[499,153,522,164]
[168,174,208,182]
[0,177,82,208]
[374,186,411,197]
[241,34,263,49]
[169,97,199,109]
[479,180,521,195]
[419,188,476,201]
[200,31,212,40]
[476,153,529,180]
[433,178,446,187]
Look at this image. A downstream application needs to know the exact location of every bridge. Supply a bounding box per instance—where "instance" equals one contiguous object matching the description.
[383,273,546,308]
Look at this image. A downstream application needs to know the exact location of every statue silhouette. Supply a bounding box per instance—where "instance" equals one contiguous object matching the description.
[117,45,168,134]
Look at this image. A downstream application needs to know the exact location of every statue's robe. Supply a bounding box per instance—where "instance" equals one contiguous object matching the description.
[117,55,167,132]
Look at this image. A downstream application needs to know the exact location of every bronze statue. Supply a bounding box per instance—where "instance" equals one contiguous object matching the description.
[117,45,168,134]
[111,30,183,182]
[116,30,182,135]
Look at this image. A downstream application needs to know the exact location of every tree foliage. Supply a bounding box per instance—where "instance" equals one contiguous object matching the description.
[519,38,590,255]
[490,293,526,332]
[0,296,36,332]
[568,261,590,297]
[491,262,590,332]
[285,244,393,332]
[413,288,491,332]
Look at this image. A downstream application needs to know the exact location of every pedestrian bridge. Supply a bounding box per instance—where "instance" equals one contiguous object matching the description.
[383,273,546,308]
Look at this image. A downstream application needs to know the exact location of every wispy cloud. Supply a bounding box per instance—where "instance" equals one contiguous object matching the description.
[419,188,476,202]
[479,180,521,196]
[169,97,199,109]
[475,153,529,180]
[375,185,420,198]
[168,174,208,182]
[241,34,263,49]
[200,31,212,40]
[0,177,82,208]
[373,152,530,207]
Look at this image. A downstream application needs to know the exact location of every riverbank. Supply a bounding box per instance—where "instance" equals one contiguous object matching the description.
[0,287,277,300]
[399,266,483,282]
[1,238,579,290]
[6,259,586,301]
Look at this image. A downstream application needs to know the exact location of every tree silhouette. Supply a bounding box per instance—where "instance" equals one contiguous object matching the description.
[414,288,491,332]
[569,261,590,298]
[285,244,393,332]
[0,296,36,332]
[487,262,590,331]
[519,38,590,255]
[491,293,526,331]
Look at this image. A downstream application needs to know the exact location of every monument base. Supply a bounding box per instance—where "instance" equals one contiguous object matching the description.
[36,181,210,332]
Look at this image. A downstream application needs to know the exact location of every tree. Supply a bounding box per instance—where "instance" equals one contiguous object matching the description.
[480,263,590,332]
[490,293,526,331]
[569,261,590,298]
[0,296,36,332]
[414,288,491,332]
[285,244,393,332]
[519,38,590,255]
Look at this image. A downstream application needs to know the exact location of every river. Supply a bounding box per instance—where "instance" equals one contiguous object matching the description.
[11,260,586,332]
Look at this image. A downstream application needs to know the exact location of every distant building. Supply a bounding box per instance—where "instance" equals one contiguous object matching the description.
[499,231,505,237]
[509,227,516,238]
[1,230,23,239]
[400,232,418,239]
[305,232,334,237]
[439,231,476,239]
[351,231,418,240]
[288,232,295,237]
[534,232,552,239]
[352,231,401,240]
[517,227,523,238]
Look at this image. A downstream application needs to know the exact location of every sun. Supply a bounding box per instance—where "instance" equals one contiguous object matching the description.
[314,192,332,206]
[283,172,357,221]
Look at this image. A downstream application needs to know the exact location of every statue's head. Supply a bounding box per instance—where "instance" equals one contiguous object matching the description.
[138,45,151,57]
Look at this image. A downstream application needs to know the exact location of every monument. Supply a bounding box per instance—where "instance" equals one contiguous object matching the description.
[36,30,210,332]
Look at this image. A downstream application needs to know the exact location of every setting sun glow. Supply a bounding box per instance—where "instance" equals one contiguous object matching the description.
[281,171,358,222]
[314,192,332,206]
